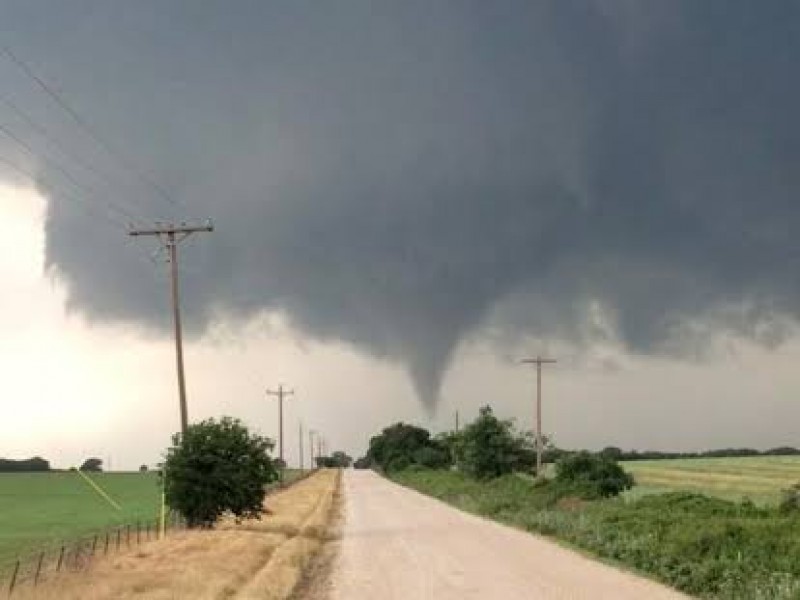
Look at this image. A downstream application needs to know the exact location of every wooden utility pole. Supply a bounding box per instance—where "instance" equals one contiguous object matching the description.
[299,421,304,471]
[129,221,213,434]
[455,410,460,433]
[520,356,557,476]
[267,385,294,473]
[309,429,316,468]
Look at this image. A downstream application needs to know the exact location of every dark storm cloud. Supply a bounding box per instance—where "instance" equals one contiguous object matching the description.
[3,1,800,406]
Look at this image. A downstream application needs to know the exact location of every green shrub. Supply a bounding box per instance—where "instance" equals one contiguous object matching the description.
[780,483,800,514]
[555,451,634,497]
[460,406,535,480]
[163,417,278,528]
[367,422,452,471]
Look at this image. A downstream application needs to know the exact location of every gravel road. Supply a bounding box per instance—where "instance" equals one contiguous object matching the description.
[329,470,688,600]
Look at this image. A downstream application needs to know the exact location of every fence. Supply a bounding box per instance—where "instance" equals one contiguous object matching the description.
[2,468,320,596]
[2,512,186,596]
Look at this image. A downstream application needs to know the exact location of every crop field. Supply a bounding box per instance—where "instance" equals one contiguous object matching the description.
[0,472,162,571]
[622,455,800,504]
[0,468,306,573]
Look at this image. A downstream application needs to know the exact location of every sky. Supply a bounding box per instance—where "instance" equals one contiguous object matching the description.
[2,1,800,469]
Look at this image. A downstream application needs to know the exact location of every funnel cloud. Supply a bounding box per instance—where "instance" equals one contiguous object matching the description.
[2,2,800,408]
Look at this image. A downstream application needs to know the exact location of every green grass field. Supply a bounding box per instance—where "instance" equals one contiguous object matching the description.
[0,468,309,574]
[0,471,162,571]
[621,455,800,504]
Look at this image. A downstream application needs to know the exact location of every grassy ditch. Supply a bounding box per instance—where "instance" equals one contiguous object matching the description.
[391,469,800,599]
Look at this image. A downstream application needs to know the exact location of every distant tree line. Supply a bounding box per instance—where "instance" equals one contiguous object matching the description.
[0,457,51,472]
[598,446,800,461]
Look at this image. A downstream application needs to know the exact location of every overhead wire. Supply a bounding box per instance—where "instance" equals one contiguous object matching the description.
[0,152,128,230]
[0,45,183,212]
[0,92,133,198]
[0,121,144,225]
[0,151,166,280]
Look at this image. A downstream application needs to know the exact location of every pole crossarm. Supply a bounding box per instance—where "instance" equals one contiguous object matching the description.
[128,221,214,237]
[520,357,557,365]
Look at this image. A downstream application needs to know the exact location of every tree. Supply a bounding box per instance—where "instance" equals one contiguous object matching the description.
[555,451,634,498]
[459,406,535,480]
[599,446,623,461]
[80,458,103,472]
[367,422,451,472]
[163,417,278,528]
[330,451,353,468]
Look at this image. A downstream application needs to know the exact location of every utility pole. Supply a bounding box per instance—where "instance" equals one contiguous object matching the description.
[266,385,294,478]
[129,221,214,435]
[520,356,557,476]
[299,421,304,471]
[455,410,460,433]
[309,429,316,468]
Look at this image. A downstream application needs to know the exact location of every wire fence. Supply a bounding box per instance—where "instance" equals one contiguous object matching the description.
[2,512,186,597]
[1,469,319,597]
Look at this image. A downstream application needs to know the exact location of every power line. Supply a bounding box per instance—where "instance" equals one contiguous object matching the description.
[1,45,182,212]
[0,153,127,231]
[0,93,138,201]
[0,121,143,225]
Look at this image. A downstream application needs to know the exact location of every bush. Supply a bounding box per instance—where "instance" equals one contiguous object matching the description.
[79,458,103,472]
[780,483,800,514]
[555,451,634,498]
[163,417,278,528]
[459,406,535,480]
[413,446,451,469]
[367,422,451,472]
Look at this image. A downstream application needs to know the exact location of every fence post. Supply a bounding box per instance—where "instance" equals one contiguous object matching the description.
[7,559,20,596]
[56,545,65,571]
[116,528,121,552]
[126,524,131,548]
[136,521,141,545]
[33,551,45,586]
[104,531,110,555]
[91,534,98,556]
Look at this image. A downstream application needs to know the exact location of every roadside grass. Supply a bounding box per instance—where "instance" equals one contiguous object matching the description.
[391,469,800,599]
[622,456,800,505]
